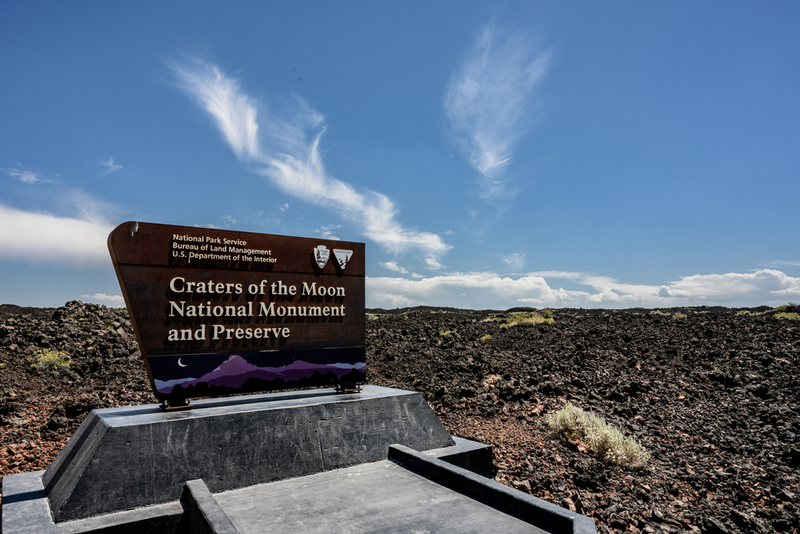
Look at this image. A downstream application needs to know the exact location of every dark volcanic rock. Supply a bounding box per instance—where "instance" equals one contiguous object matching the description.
[367,307,800,533]
[1,303,799,533]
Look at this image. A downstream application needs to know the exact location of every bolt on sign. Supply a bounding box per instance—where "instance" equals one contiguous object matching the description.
[108,221,365,406]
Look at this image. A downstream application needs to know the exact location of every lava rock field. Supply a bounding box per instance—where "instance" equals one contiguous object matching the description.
[1,301,798,533]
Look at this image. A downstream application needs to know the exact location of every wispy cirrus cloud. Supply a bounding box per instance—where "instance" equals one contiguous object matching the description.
[766,260,800,268]
[367,269,800,310]
[502,252,525,272]
[316,224,341,240]
[101,157,123,175]
[444,21,550,205]
[0,202,114,268]
[170,57,450,267]
[2,166,50,184]
[381,261,408,274]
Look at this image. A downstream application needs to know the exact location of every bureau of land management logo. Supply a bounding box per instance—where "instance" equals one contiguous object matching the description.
[333,249,353,270]
[313,245,353,271]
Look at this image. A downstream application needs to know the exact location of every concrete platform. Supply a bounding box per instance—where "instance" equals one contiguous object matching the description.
[214,458,546,533]
[2,386,596,533]
[42,386,456,522]
[199,445,595,534]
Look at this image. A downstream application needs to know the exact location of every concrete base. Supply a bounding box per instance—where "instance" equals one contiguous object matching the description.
[2,386,596,534]
[196,445,595,534]
[42,385,455,522]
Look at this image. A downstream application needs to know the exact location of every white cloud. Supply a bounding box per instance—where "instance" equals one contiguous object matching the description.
[101,157,123,175]
[527,270,585,279]
[502,252,525,272]
[171,57,450,267]
[169,58,259,160]
[80,293,125,306]
[444,21,550,203]
[366,269,800,310]
[316,224,341,240]
[368,272,572,309]
[381,261,408,274]
[658,270,800,304]
[425,256,445,270]
[0,203,114,269]
[2,167,48,184]
[767,260,800,268]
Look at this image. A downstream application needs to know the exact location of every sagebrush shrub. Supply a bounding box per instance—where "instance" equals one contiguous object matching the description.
[28,349,72,375]
[546,402,649,467]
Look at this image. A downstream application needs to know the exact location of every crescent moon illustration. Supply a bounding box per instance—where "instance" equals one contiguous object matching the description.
[178,358,187,368]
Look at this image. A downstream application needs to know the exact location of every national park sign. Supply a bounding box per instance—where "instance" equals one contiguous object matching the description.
[108,221,365,406]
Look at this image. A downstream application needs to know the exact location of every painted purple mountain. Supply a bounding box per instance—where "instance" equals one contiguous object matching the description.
[278,359,364,382]
[189,354,285,390]
[155,355,365,394]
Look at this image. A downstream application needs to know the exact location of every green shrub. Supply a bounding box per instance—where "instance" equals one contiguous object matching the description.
[546,402,649,467]
[480,334,492,341]
[672,312,687,320]
[736,310,751,317]
[775,312,799,320]
[29,349,72,375]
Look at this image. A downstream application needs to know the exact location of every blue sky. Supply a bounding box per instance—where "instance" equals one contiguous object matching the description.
[2,1,799,310]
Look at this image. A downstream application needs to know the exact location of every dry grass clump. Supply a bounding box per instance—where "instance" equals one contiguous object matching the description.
[737,303,797,319]
[649,310,687,320]
[484,309,554,328]
[546,402,649,468]
[28,349,72,375]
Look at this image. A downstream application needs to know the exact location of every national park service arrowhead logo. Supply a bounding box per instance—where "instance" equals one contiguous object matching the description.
[313,245,330,269]
[333,249,353,270]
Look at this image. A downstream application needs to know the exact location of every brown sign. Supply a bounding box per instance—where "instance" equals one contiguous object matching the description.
[108,221,365,402]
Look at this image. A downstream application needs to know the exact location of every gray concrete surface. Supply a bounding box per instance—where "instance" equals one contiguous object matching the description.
[425,435,495,478]
[213,459,550,534]
[389,444,597,534]
[177,479,240,534]
[2,470,183,534]
[43,386,454,522]
[2,386,596,534]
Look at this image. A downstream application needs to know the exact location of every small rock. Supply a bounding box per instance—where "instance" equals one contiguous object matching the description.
[562,497,576,512]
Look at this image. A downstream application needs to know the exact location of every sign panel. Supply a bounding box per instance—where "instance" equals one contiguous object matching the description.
[108,221,365,402]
